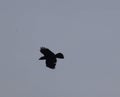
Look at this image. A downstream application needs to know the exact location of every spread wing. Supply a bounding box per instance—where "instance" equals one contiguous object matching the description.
[55,53,64,59]
[40,47,55,56]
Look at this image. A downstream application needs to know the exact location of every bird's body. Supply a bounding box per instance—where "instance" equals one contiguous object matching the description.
[39,47,64,69]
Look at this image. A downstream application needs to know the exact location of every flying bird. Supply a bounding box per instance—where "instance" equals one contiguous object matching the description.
[39,47,64,69]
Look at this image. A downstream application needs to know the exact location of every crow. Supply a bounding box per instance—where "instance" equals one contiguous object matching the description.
[39,47,64,69]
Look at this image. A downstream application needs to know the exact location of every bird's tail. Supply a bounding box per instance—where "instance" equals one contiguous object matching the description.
[55,53,64,59]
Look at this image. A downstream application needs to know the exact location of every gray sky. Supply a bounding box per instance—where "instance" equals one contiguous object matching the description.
[0,0,120,97]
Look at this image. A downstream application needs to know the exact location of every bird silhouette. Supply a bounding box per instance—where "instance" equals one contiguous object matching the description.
[39,47,64,69]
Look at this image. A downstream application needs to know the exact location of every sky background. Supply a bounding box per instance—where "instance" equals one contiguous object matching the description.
[0,0,120,97]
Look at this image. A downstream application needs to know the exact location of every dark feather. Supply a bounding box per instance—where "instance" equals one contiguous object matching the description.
[46,59,56,69]
[55,53,64,59]
[39,47,64,69]
[39,56,46,60]
[40,47,55,57]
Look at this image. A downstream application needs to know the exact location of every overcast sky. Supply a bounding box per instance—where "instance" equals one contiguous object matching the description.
[0,0,120,97]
